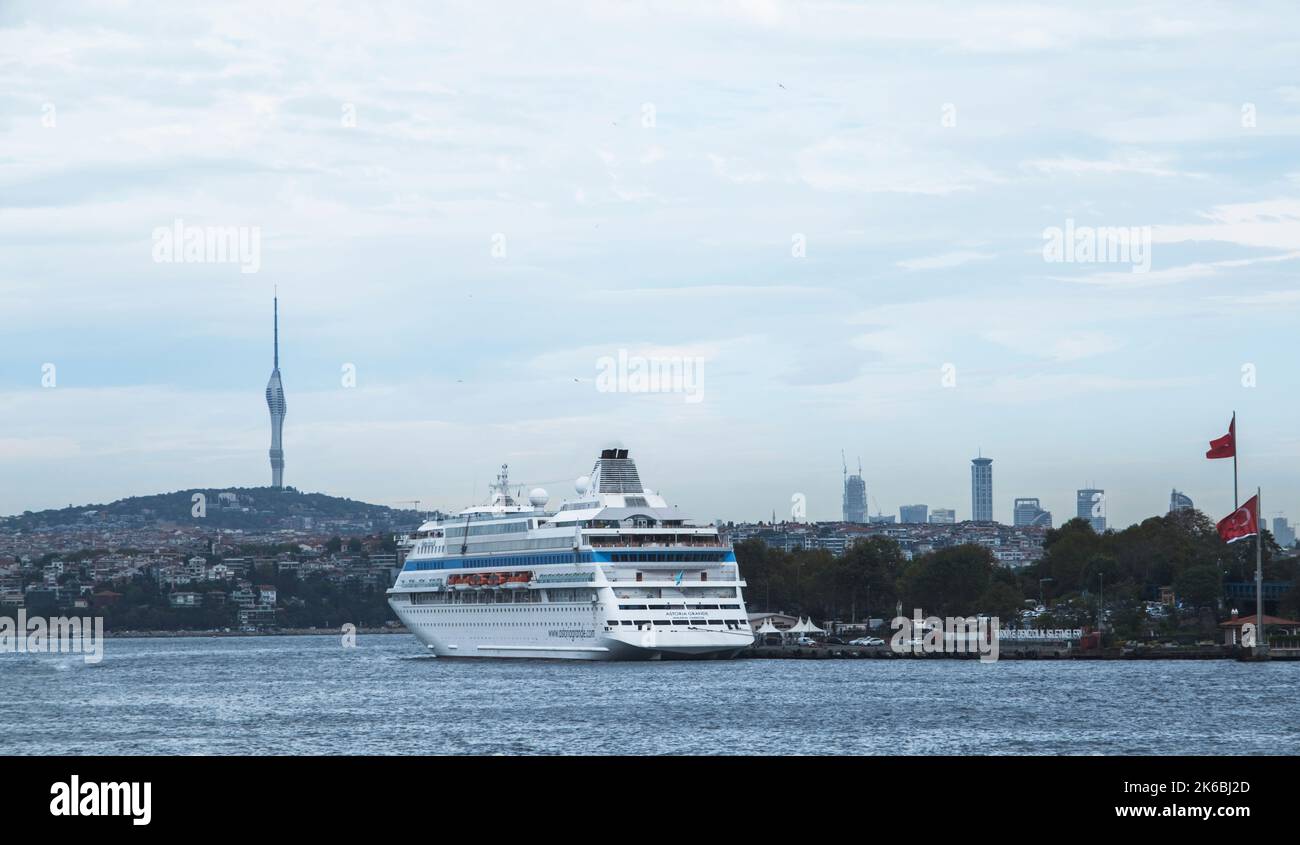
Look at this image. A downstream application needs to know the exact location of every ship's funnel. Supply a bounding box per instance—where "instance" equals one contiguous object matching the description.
[590,449,644,494]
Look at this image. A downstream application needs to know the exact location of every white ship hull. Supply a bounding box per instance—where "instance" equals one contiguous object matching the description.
[394,598,751,660]
[387,449,754,661]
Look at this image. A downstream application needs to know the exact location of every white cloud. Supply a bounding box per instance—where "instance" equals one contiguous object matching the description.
[1152,200,1300,250]
[797,130,1000,195]
[1021,153,1194,179]
[708,153,766,185]
[0,436,82,461]
[897,251,995,270]
[1056,251,1300,287]
[1205,289,1300,307]
[983,329,1123,362]
[983,372,1200,403]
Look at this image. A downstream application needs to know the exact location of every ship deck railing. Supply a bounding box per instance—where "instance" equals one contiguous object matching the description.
[587,540,725,548]
[606,574,741,585]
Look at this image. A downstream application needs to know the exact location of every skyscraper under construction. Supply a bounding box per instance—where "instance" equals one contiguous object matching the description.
[842,454,866,523]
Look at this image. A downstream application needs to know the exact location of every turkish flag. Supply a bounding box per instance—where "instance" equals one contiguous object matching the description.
[1206,417,1235,459]
[1217,495,1258,544]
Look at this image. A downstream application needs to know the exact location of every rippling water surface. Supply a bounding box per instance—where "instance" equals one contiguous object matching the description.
[3,635,1297,755]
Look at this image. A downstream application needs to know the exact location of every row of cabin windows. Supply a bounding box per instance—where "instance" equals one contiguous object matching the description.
[604,619,748,630]
[610,551,726,562]
[619,603,742,611]
[617,603,736,610]
[408,591,593,604]
[613,548,728,561]
[444,521,531,539]
[634,571,706,581]
[407,605,591,611]
[406,552,597,570]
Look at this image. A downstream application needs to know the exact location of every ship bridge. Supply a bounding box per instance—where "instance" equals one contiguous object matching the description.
[540,449,721,548]
[547,449,693,524]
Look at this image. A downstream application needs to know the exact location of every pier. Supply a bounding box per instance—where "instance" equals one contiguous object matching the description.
[741,644,1300,660]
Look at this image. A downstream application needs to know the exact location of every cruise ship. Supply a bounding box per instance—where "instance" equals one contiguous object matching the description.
[387,449,754,660]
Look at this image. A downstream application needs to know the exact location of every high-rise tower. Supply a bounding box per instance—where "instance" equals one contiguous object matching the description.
[266,295,287,489]
[971,455,993,522]
[1013,497,1052,527]
[842,452,866,523]
[1077,488,1105,532]
[1169,489,1193,513]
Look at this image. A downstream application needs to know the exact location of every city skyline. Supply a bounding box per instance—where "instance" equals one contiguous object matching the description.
[5,281,1295,529]
[3,2,1300,529]
[775,450,1296,531]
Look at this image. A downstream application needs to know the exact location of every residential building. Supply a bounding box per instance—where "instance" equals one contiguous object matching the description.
[899,504,928,524]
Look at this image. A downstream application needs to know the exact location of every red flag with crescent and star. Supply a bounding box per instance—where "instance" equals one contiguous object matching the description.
[1216,494,1258,544]
[1206,417,1235,459]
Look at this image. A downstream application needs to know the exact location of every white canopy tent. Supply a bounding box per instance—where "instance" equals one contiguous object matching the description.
[790,617,826,635]
[781,617,826,637]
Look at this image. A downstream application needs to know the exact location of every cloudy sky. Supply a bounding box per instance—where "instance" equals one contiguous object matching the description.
[2,1,1299,527]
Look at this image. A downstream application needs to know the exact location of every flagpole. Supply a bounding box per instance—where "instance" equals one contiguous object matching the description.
[1232,411,1238,509]
[1255,486,1264,650]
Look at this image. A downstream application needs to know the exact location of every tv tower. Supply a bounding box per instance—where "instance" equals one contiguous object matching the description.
[265,292,287,488]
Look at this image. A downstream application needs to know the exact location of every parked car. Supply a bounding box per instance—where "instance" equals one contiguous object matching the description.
[850,637,885,646]
[824,636,845,645]
[794,636,819,647]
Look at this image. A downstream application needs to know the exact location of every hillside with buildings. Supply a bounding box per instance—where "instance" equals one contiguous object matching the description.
[0,489,426,630]
[0,487,420,534]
